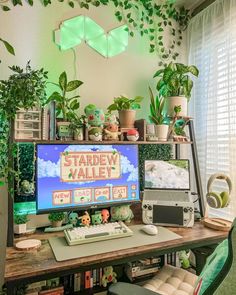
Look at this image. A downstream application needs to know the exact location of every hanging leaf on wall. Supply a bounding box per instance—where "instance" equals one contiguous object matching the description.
[0,0,191,63]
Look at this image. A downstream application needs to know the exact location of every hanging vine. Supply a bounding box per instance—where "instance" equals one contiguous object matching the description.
[0,0,191,64]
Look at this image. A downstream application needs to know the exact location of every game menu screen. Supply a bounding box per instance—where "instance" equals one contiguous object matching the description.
[36,144,140,212]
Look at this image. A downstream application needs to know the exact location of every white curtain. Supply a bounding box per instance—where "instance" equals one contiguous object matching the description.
[187,0,236,220]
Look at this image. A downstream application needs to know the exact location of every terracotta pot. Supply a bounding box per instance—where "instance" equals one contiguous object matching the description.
[119,110,136,128]
[155,124,169,142]
[51,220,63,228]
[164,96,188,117]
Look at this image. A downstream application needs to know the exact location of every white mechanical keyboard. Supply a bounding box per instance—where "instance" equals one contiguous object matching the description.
[64,221,133,246]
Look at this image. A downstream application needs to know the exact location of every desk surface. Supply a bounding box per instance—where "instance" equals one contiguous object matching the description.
[5,222,228,285]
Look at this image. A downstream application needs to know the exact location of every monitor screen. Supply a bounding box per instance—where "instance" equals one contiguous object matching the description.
[144,159,190,190]
[36,144,140,213]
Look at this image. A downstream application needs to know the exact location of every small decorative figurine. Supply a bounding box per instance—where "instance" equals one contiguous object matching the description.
[178,250,190,269]
[79,211,91,226]
[88,127,103,141]
[85,104,105,141]
[20,180,34,194]
[101,266,117,287]
[104,123,121,141]
[68,212,79,227]
[85,104,105,127]
[91,211,102,225]
[126,129,139,141]
[101,209,110,223]
[110,205,134,223]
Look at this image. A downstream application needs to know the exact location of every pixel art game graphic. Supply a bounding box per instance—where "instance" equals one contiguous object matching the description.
[36,144,140,212]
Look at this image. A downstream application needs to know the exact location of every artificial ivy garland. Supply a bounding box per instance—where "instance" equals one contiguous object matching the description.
[0,0,190,64]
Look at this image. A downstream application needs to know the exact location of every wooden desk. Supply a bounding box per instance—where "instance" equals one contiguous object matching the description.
[5,222,228,294]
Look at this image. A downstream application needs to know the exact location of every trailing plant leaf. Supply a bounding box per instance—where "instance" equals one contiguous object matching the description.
[1,1,190,62]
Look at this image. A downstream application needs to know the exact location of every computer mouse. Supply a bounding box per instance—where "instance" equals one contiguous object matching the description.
[141,225,158,235]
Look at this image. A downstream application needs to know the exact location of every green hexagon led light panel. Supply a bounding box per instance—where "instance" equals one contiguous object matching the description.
[54,15,129,58]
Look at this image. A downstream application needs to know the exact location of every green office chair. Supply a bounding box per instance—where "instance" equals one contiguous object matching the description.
[109,218,236,295]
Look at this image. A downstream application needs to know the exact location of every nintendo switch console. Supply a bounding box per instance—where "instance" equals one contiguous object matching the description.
[142,190,194,227]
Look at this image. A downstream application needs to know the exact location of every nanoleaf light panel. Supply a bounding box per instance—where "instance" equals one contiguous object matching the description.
[54,15,129,58]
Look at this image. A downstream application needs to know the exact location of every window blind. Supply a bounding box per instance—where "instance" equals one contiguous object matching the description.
[187,0,236,220]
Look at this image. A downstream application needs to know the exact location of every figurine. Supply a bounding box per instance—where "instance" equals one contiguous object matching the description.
[85,104,105,141]
[79,211,91,226]
[101,266,117,287]
[20,180,34,194]
[110,205,134,223]
[105,113,119,126]
[85,104,105,127]
[104,123,121,141]
[88,127,103,141]
[68,212,79,227]
[126,129,139,141]
[178,250,190,269]
[91,211,102,225]
[101,209,110,223]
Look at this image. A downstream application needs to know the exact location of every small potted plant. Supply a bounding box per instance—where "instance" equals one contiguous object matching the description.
[107,95,143,128]
[14,213,29,234]
[48,212,65,228]
[149,86,169,141]
[46,71,83,139]
[153,62,199,117]
[70,115,86,141]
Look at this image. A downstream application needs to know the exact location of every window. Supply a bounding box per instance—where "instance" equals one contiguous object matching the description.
[188,0,236,220]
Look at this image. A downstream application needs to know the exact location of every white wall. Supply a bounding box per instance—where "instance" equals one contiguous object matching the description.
[0,2,187,117]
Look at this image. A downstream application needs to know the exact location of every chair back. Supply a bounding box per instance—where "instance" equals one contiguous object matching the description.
[203,218,236,295]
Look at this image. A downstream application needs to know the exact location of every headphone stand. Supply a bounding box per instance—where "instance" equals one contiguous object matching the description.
[203,217,232,231]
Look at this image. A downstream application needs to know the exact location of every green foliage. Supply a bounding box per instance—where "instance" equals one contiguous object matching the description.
[0,61,48,119]
[148,86,166,125]
[46,71,83,122]
[138,144,172,191]
[1,1,191,62]
[14,213,28,224]
[107,95,143,112]
[48,212,66,222]
[0,62,47,186]
[153,62,199,100]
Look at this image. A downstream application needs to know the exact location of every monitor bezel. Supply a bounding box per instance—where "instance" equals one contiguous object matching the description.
[36,143,140,214]
[144,159,190,191]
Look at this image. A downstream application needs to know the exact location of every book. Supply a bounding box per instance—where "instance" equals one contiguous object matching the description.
[39,286,64,295]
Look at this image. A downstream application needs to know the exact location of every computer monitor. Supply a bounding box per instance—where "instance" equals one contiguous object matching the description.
[36,144,140,213]
[144,159,190,190]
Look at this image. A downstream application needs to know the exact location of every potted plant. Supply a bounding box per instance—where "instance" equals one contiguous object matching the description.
[70,115,86,141]
[48,212,66,228]
[107,95,143,128]
[149,86,169,141]
[153,62,199,117]
[46,71,83,139]
[14,213,29,234]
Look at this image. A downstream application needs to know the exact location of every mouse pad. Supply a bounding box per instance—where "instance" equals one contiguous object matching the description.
[49,225,182,262]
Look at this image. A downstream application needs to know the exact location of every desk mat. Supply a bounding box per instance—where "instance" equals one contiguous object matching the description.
[49,225,182,262]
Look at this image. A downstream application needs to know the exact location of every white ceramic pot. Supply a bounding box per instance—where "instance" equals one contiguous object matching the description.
[74,127,84,141]
[164,96,188,117]
[14,223,27,234]
[155,124,169,142]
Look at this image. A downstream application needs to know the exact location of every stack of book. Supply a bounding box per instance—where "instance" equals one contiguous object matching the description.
[124,256,164,282]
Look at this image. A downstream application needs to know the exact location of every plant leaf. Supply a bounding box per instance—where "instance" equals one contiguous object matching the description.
[66,80,83,92]
[188,65,199,77]
[0,38,15,55]
[153,69,164,78]
[59,71,67,91]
